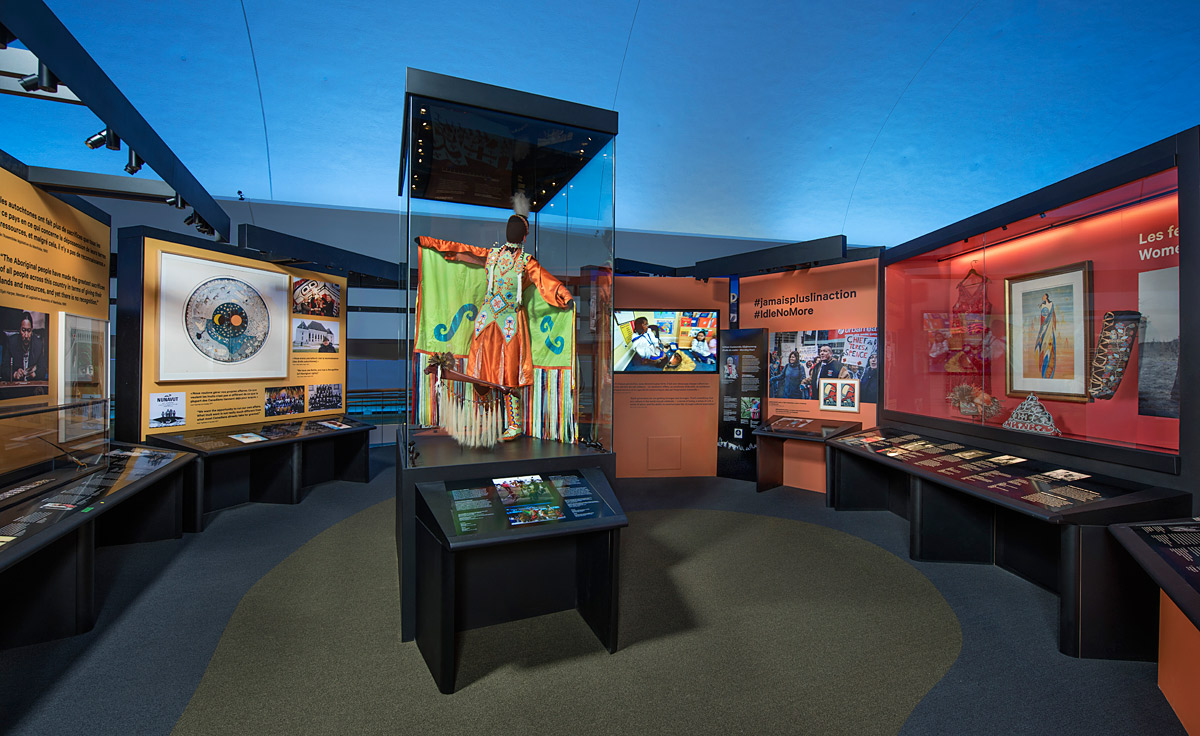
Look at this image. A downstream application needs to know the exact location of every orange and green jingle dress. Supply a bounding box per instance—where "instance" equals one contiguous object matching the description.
[417,237,573,388]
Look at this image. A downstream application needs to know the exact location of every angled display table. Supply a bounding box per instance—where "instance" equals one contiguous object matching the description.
[397,432,618,643]
[1111,518,1200,733]
[414,466,627,693]
[827,426,1191,659]
[752,416,861,493]
[147,415,372,531]
[0,444,195,648]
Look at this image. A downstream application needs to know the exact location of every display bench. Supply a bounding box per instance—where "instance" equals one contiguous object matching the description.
[0,444,194,648]
[827,426,1191,659]
[752,416,861,493]
[413,466,626,693]
[1111,519,1200,732]
[148,416,372,532]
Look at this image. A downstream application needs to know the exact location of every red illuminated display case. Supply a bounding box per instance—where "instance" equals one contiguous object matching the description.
[880,128,1200,478]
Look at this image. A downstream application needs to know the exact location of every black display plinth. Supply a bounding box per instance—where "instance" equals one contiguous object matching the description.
[413,466,625,693]
[396,431,617,644]
[827,426,1192,660]
[0,445,194,649]
[147,416,372,531]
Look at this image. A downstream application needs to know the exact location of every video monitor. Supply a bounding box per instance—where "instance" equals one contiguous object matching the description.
[613,310,719,373]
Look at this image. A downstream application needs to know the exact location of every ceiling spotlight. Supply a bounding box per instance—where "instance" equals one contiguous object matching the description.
[183,211,198,226]
[166,193,186,209]
[124,149,143,175]
[85,130,107,149]
[105,128,120,150]
[0,23,15,49]
[19,62,58,93]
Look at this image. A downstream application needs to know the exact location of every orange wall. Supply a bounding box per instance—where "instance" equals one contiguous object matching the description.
[613,276,726,477]
[740,260,880,428]
[1159,591,1200,734]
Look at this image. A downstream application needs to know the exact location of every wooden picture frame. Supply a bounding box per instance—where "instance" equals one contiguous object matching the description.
[1005,261,1092,401]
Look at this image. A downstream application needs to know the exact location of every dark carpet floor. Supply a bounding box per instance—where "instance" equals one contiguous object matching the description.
[172,505,960,735]
[0,453,1186,735]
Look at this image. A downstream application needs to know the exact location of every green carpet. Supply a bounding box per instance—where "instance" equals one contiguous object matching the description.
[172,502,960,735]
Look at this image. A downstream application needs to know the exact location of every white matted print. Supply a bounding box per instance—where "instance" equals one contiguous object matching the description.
[158,252,289,381]
[818,377,860,413]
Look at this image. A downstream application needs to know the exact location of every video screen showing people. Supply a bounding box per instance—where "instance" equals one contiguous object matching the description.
[768,328,879,403]
[493,475,567,527]
[0,305,50,400]
[613,310,719,372]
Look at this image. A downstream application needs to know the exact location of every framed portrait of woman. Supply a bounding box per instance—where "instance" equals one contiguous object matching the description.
[1005,262,1092,401]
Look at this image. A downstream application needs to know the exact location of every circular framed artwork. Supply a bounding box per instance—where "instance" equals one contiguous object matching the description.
[183,276,272,363]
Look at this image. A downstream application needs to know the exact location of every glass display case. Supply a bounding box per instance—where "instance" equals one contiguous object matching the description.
[884,168,1179,464]
[0,399,110,506]
[399,70,616,456]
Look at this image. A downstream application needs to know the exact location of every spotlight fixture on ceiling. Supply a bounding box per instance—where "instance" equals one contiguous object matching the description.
[183,209,214,236]
[19,61,58,93]
[0,23,16,49]
[85,128,120,151]
[165,192,186,209]
[124,149,143,175]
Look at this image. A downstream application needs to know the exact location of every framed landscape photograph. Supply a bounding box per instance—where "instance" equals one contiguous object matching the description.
[1005,261,1092,401]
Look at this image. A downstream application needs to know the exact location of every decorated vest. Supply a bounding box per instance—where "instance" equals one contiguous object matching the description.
[474,245,530,343]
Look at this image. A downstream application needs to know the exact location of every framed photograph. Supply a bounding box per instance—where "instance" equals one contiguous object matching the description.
[1005,262,1092,401]
[57,313,109,442]
[158,252,289,381]
[819,378,860,413]
[0,304,50,399]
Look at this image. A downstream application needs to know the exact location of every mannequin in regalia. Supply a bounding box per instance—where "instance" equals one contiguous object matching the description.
[417,194,573,441]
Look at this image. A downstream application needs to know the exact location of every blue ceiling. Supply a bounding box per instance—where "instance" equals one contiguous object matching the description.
[2,0,1200,248]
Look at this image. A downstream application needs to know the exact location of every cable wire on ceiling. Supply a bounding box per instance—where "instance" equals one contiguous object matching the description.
[612,0,642,109]
[840,2,979,235]
[240,0,274,200]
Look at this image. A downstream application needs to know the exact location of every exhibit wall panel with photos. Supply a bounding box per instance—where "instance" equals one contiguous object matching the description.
[116,231,348,441]
[0,161,111,474]
[884,168,1181,461]
[739,259,880,428]
[611,276,727,477]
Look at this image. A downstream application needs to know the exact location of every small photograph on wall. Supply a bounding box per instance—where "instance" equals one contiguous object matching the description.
[1138,266,1179,418]
[292,278,341,318]
[159,252,289,381]
[148,391,187,428]
[292,318,340,353]
[265,385,305,417]
[0,305,50,399]
[308,383,343,411]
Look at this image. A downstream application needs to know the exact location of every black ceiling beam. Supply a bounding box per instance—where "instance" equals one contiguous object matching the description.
[239,225,399,286]
[26,165,175,203]
[0,0,231,242]
[614,258,681,277]
[693,235,847,278]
